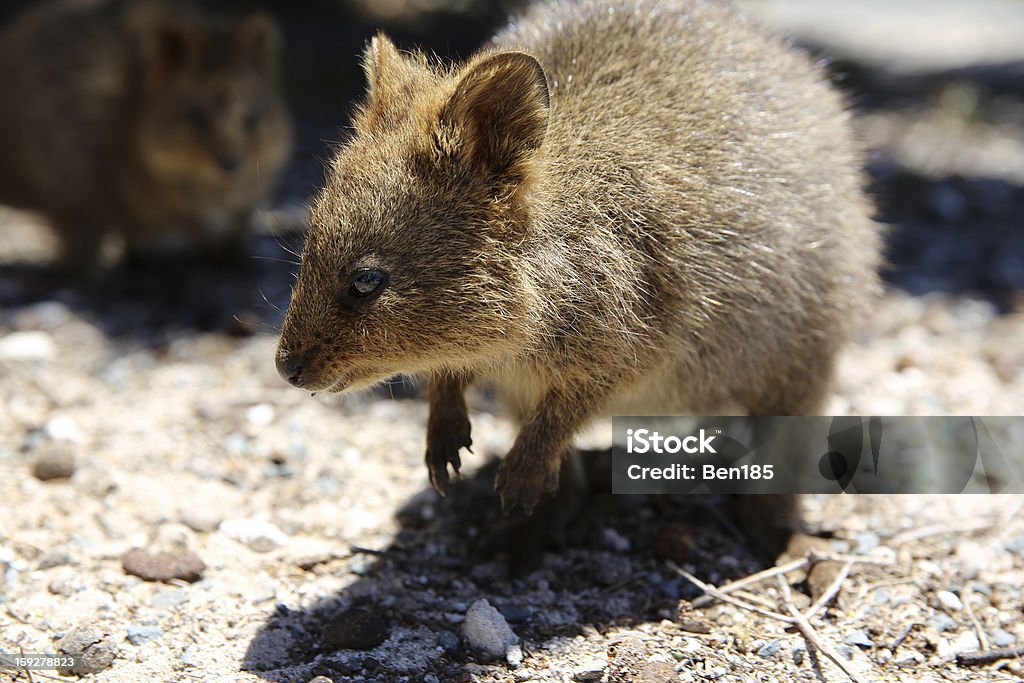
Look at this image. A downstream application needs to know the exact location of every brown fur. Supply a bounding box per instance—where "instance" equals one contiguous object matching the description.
[276,0,881,513]
[0,0,291,267]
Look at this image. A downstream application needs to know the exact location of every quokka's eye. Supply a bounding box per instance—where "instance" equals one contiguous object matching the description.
[348,269,388,299]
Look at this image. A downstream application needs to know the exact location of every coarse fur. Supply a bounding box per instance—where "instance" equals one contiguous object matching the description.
[0,0,291,268]
[276,0,881,513]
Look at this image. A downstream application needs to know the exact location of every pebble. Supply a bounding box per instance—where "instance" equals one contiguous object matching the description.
[126,625,164,645]
[220,518,289,552]
[151,588,189,609]
[940,631,980,657]
[893,650,925,667]
[323,607,389,650]
[37,549,72,569]
[462,599,518,660]
[180,505,226,533]
[308,677,334,683]
[506,643,524,668]
[56,623,116,675]
[936,590,963,611]
[121,548,205,582]
[992,629,1016,648]
[574,660,606,680]
[246,403,276,427]
[844,630,875,648]
[757,639,783,658]
[0,330,56,361]
[601,527,631,553]
[31,443,76,480]
[43,415,82,442]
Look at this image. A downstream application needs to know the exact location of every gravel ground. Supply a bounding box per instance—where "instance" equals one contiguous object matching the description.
[3,1,1024,682]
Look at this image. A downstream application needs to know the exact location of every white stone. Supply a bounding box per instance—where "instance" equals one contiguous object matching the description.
[245,403,275,427]
[0,331,56,361]
[219,519,289,552]
[462,599,518,659]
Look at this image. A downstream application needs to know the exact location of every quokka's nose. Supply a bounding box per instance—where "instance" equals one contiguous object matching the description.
[276,350,306,388]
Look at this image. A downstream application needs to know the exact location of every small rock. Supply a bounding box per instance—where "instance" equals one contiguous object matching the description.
[653,522,698,564]
[43,416,82,442]
[601,527,631,553]
[37,549,71,569]
[246,403,275,427]
[121,548,205,582]
[462,599,518,660]
[31,443,76,481]
[126,625,164,645]
[308,677,334,683]
[0,330,56,361]
[936,590,963,611]
[992,629,1016,648]
[56,623,116,675]
[323,608,389,650]
[928,613,955,632]
[757,639,783,658]
[180,505,225,533]
[220,518,289,552]
[151,588,189,609]
[574,659,606,680]
[940,631,981,658]
[506,643,524,668]
[844,630,874,648]
[893,649,925,667]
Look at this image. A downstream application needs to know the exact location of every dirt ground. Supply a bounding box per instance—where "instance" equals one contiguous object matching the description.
[3,1,1024,682]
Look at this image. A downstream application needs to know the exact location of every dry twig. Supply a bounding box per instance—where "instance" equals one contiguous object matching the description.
[776,575,874,683]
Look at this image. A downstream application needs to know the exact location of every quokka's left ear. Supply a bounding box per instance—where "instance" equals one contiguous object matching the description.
[438,51,550,177]
[236,12,281,75]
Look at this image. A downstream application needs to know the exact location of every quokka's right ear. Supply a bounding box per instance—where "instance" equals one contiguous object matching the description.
[356,33,413,131]
[438,51,550,179]
[134,3,199,88]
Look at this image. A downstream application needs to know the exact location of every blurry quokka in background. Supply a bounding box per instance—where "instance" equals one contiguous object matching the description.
[0,0,292,270]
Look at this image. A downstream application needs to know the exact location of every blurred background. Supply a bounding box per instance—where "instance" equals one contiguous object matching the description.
[1,2,1023,681]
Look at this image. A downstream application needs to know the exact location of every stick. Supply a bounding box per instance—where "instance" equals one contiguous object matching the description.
[668,561,794,623]
[777,575,874,683]
[955,644,1024,667]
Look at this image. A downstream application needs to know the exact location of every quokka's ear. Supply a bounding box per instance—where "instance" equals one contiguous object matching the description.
[236,12,281,75]
[439,51,550,176]
[135,4,200,89]
[357,32,414,130]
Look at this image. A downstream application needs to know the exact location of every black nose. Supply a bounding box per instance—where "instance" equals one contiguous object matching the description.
[276,351,305,387]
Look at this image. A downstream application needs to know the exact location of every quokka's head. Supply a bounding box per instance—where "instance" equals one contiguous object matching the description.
[133,3,291,193]
[276,34,550,393]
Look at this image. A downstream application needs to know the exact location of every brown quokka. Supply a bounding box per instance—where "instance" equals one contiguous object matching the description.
[0,0,291,268]
[276,0,881,514]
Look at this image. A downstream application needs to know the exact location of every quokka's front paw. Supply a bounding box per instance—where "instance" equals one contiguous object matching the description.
[493,452,561,515]
[425,420,472,497]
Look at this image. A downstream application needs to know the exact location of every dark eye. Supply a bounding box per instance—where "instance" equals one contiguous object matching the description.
[348,269,387,299]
